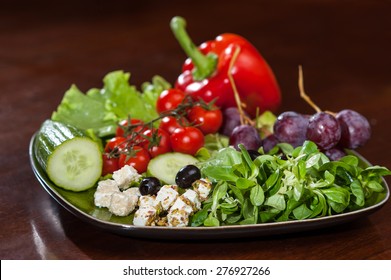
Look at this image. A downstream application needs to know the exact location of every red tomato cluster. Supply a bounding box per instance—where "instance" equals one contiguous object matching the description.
[157,88,223,154]
[102,120,152,176]
[102,88,223,176]
[157,88,223,133]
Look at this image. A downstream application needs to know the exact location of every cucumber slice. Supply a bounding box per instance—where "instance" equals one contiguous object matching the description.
[35,120,102,192]
[147,152,198,185]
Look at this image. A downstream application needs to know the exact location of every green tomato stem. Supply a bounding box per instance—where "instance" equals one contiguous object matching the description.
[170,16,217,81]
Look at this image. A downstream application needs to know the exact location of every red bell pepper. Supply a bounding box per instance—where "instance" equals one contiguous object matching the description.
[170,16,281,118]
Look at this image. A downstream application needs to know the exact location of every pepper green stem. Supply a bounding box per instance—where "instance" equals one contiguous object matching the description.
[170,16,217,81]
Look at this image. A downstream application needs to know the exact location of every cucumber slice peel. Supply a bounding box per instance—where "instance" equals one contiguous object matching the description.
[46,137,102,191]
[35,120,103,192]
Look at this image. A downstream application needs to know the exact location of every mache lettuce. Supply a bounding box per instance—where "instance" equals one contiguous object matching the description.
[194,141,390,226]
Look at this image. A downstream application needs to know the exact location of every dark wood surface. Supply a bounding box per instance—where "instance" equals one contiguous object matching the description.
[1,0,390,260]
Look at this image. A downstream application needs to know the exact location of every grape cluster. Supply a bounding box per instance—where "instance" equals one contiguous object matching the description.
[219,104,372,161]
[220,106,371,161]
[272,109,371,160]
[220,66,372,160]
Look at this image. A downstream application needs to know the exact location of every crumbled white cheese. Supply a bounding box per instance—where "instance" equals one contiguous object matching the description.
[182,189,201,211]
[155,185,179,211]
[94,179,119,208]
[138,195,156,208]
[94,165,213,227]
[133,205,158,226]
[170,196,193,215]
[94,179,141,216]
[167,209,190,227]
[112,165,141,189]
[122,188,140,211]
[192,178,212,201]
[123,187,141,197]
[133,195,159,226]
[108,192,138,217]
[166,190,201,227]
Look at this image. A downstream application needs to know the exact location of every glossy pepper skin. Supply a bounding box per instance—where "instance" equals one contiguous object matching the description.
[171,17,281,118]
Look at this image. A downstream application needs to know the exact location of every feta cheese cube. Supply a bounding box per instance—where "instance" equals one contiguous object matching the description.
[122,188,140,210]
[192,178,212,201]
[182,189,201,211]
[155,185,179,211]
[138,195,156,208]
[123,187,141,197]
[108,192,137,216]
[112,165,141,189]
[133,206,158,226]
[170,197,193,215]
[167,190,201,227]
[167,209,190,227]
[94,179,119,208]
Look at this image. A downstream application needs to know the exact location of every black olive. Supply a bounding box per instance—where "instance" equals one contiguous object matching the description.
[139,177,161,195]
[247,149,261,161]
[175,165,201,189]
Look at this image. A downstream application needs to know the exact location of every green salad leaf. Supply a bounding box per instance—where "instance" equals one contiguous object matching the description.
[51,71,171,137]
[196,140,390,226]
[256,110,277,138]
[51,85,117,136]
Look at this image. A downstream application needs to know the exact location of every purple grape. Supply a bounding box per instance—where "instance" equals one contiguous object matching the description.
[273,111,309,147]
[325,147,347,161]
[336,109,371,149]
[229,125,262,151]
[262,134,279,153]
[220,107,248,136]
[306,112,341,150]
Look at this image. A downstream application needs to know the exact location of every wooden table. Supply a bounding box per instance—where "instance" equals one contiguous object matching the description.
[1,0,390,260]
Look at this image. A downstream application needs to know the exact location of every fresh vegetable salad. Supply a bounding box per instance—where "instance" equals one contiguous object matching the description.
[34,17,390,228]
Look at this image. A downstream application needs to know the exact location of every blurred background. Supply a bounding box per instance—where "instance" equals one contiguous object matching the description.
[2,0,390,128]
[2,0,390,162]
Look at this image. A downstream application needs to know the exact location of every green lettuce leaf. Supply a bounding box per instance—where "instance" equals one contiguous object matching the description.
[51,85,116,135]
[51,70,170,137]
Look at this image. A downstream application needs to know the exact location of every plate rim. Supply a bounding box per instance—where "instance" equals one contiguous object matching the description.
[29,132,390,239]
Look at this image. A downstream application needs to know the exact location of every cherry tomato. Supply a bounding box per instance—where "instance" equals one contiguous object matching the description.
[141,128,172,158]
[159,116,187,134]
[187,105,223,134]
[170,127,205,155]
[118,146,150,173]
[102,154,119,176]
[104,136,127,153]
[156,89,186,114]
[116,119,144,137]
